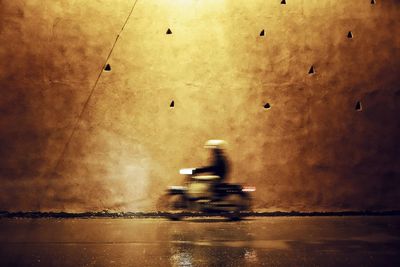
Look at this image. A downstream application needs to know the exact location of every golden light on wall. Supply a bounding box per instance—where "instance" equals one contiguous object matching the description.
[0,0,399,212]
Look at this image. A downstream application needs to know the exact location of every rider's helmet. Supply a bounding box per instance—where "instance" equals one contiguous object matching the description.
[204,139,227,150]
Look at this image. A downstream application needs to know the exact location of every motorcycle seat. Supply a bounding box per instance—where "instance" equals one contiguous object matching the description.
[192,175,220,181]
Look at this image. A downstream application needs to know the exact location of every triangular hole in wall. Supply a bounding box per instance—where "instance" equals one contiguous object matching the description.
[355,101,362,111]
[264,103,271,109]
[281,0,286,4]
[260,29,265,36]
[166,28,172,34]
[347,31,353,39]
[308,65,315,74]
[170,100,175,108]
[104,64,111,71]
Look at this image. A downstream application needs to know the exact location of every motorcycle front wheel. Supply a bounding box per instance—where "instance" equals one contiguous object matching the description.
[166,194,186,221]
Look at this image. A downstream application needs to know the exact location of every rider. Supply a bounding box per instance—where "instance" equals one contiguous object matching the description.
[192,140,230,184]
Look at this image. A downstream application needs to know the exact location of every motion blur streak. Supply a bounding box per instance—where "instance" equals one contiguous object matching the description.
[0,0,399,212]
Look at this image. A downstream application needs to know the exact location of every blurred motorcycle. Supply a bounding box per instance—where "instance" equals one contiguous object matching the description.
[163,168,256,220]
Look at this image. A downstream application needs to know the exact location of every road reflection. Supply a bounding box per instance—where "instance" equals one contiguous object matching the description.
[1,217,400,266]
[166,219,255,266]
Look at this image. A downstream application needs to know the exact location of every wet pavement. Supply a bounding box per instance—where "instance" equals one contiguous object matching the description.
[0,216,399,266]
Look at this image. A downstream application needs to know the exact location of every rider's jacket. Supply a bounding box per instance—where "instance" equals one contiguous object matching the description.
[194,150,229,181]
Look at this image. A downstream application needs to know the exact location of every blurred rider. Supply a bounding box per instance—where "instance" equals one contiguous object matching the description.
[193,140,230,184]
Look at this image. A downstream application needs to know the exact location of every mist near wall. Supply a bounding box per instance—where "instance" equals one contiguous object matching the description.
[0,0,399,212]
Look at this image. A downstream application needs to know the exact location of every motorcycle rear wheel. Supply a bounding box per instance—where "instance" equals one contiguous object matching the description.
[224,193,251,220]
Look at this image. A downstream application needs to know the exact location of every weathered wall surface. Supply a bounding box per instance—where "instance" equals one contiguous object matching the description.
[0,0,399,212]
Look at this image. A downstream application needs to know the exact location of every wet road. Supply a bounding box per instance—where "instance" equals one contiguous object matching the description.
[0,216,399,267]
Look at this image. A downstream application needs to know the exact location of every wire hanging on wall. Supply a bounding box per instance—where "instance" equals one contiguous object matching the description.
[46,0,141,178]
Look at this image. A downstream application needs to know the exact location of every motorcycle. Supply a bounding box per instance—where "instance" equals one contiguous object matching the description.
[162,168,256,220]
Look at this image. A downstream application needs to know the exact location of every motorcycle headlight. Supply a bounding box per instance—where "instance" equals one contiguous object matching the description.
[179,168,194,175]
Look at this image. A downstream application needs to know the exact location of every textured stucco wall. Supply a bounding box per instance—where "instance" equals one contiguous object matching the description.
[0,0,399,212]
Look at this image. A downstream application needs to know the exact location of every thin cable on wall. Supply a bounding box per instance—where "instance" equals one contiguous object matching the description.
[48,0,140,177]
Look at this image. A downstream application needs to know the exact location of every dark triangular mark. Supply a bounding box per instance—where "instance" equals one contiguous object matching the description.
[308,65,315,74]
[166,28,172,34]
[170,100,174,108]
[347,31,353,39]
[281,0,286,4]
[355,101,362,111]
[264,103,271,109]
[371,0,376,4]
[260,29,265,36]
[104,64,111,71]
